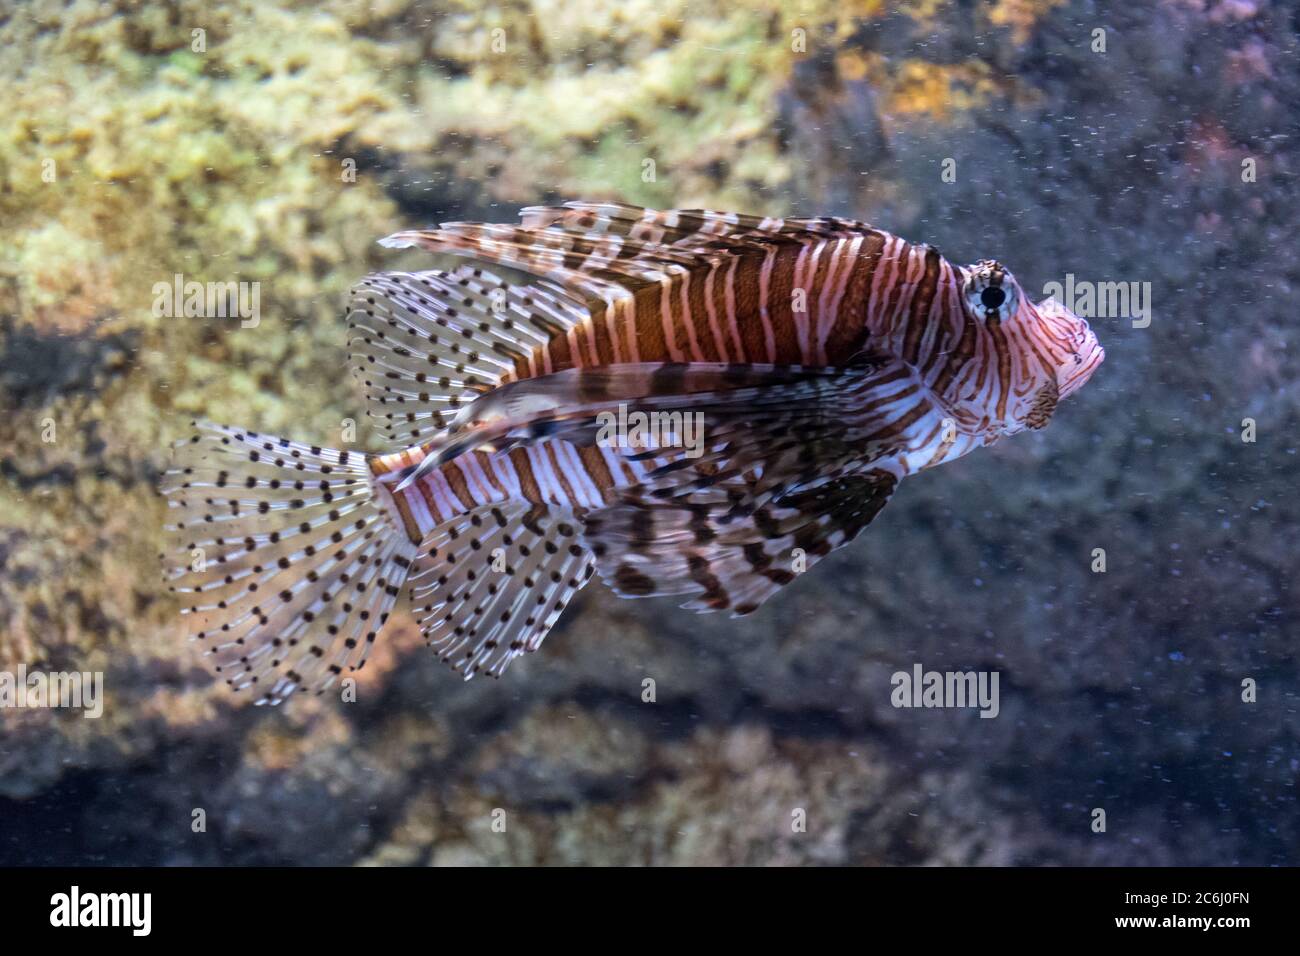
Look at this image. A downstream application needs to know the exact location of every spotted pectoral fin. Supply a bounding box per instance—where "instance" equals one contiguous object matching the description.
[583,469,900,615]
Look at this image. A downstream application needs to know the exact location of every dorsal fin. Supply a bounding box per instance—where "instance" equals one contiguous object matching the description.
[378,215,819,295]
[347,266,590,447]
[382,219,815,368]
[358,203,885,450]
[519,201,871,246]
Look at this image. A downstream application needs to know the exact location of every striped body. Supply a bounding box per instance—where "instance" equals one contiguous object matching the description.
[372,443,645,537]
[369,212,1095,540]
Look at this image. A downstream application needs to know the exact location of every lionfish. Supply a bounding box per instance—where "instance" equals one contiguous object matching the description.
[163,202,1103,703]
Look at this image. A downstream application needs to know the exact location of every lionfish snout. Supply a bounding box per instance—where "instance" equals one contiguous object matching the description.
[1035,296,1105,398]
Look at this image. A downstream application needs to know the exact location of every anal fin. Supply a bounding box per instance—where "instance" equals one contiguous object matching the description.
[408,502,596,678]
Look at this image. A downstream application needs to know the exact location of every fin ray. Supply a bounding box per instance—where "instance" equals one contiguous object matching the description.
[584,470,899,615]
[408,502,596,678]
[347,267,590,447]
[162,422,418,704]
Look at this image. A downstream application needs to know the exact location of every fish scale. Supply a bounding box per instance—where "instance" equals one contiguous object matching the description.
[162,201,1104,702]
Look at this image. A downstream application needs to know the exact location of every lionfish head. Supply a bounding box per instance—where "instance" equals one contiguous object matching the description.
[961,260,1104,430]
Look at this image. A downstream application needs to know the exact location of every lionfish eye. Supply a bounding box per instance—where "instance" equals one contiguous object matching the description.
[965,260,1017,320]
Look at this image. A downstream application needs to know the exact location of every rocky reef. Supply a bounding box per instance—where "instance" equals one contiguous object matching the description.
[0,0,1295,864]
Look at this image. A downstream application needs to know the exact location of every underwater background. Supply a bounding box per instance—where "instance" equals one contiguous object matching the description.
[0,0,1296,866]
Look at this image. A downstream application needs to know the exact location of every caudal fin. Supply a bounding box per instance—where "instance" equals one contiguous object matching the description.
[161,422,418,704]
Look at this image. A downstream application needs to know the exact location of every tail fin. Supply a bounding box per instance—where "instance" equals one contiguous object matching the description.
[161,422,418,704]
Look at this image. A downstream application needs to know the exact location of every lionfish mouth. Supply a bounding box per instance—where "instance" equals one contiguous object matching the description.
[1058,327,1105,399]
[1032,296,1104,400]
